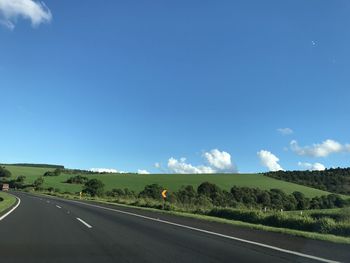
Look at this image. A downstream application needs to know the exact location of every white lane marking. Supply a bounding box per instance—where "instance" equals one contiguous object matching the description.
[76,217,92,228]
[0,195,21,221]
[46,200,50,203]
[64,199,338,263]
[56,205,62,209]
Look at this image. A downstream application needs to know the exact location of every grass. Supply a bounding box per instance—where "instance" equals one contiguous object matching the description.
[34,190,350,244]
[0,191,17,214]
[4,165,341,198]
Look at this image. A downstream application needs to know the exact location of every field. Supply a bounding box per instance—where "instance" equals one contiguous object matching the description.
[0,191,17,213]
[4,165,342,198]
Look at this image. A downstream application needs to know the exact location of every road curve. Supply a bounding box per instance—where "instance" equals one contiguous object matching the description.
[0,191,348,263]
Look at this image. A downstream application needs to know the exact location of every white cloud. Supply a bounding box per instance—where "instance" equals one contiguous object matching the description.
[0,0,52,30]
[257,150,284,172]
[203,149,235,171]
[290,139,350,157]
[298,162,325,171]
[163,149,237,174]
[89,168,119,173]
[137,169,150,174]
[154,162,161,169]
[277,128,293,135]
[167,157,216,174]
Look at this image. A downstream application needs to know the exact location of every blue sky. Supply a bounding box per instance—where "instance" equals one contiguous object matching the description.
[0,0,349,173]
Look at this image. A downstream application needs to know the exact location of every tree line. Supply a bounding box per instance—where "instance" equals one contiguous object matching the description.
[264,168,350,195]
[76,178,348,211]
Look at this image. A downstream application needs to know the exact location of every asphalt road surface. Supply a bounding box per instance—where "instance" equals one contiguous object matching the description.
[0,191,348,263]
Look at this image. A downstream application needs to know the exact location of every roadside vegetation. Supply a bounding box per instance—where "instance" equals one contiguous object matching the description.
[0,191,16,214]
[25,179,350,239]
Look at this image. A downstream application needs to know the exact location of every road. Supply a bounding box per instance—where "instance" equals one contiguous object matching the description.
[0,192,348,263]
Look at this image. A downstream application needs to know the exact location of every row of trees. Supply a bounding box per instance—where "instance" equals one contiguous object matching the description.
[101,181,348,211]
[264,168,350,195]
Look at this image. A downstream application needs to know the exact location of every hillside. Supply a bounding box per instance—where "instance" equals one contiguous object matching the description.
[264,168,350,195]
[3,165,341,198]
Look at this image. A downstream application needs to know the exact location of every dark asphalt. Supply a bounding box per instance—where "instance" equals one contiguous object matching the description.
[0,192,348,263]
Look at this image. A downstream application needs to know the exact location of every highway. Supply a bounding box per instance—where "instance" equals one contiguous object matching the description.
[0,192,348,263]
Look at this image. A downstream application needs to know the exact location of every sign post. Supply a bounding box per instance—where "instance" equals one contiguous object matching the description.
[161,189,167,210]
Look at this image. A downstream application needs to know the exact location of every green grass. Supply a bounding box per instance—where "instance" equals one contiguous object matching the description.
[287,207,350,221]
[0,191,17,214]
[4,165,344,198]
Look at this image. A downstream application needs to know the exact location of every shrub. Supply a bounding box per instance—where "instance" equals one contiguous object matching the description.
[208,208,264,224]
[0,167,11,178]
[139,184,164,200]
[175,185,197,204]
[43,168,62,177]
[314,217,336,234]
[83,179,104,197]
[66,175,88,184]
[33,177,44,190]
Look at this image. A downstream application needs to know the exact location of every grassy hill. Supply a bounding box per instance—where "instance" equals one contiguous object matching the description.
[3,165,342,198]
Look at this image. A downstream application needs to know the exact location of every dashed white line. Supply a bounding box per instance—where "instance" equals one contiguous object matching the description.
[56,205,62,209]
[76,217,92,228]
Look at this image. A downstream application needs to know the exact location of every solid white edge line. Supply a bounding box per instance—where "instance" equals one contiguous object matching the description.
[56,205,62,209]
[66,199,339,263]
[0,194,21,221]
[76,217,92,228]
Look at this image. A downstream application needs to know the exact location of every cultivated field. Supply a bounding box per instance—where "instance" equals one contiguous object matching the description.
[4,165,338,198]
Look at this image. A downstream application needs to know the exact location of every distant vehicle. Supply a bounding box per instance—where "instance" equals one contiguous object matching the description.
[2,184,9,191]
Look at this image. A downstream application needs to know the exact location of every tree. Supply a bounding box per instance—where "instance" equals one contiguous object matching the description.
[11,175,27,189]
[33,177,44,190]
[257,191,271,207]
[16,175,26,183]
[139,184,163,200]
[83,179,104,197]
[175,185,196,204]
[292,191,309,210]
[0,167,11,178]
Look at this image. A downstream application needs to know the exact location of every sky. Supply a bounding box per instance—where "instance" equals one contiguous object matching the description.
[0,0,350,174]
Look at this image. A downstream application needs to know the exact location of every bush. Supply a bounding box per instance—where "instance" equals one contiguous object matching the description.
[33,177,44,190]
[66,175,88,184]
[330,222,350,236]
[139,184,164,200]
[208,208,264,224]
[314,217,336,234]
[193,195,212,208]
[0,167,11,178]
[43,168,62,177]
[175,185,197,204]
[83,179,104,197]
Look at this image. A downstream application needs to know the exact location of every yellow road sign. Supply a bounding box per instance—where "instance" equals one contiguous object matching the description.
[161,189,167,199]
